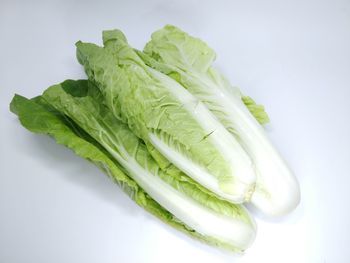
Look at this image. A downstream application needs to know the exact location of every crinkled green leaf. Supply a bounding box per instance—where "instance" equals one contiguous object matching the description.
[10,93,137,196]
[241,96,269,125]
[75,31,256,203]
[142,24,269,126]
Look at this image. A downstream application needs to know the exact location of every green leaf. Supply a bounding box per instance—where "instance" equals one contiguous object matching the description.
[75,31,256,203]
[142,25,269,125]
[241,96,270,125]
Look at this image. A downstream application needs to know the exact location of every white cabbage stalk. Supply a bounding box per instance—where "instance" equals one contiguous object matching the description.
[106,146,256,250]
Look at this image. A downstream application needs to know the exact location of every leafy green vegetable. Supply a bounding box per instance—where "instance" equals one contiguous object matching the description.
[75,30,257,203]
[10,85,256,252]
[9,25,300,253]
[41,79,256,251]
[142,25,300,216]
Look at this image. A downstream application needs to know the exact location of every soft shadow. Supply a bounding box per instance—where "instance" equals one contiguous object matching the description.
[141,210,244,261]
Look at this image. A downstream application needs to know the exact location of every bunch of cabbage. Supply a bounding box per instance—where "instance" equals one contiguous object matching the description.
[10,25,300,253]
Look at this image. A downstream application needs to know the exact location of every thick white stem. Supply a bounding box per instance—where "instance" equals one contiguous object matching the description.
[149,68,256,201]
[103,143,256,250]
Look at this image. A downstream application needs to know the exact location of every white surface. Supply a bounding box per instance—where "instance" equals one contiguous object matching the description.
[1,0,349,262]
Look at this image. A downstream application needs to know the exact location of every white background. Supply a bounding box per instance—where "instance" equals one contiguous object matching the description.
[1,0,349,262]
